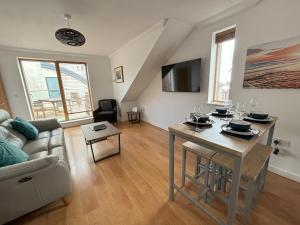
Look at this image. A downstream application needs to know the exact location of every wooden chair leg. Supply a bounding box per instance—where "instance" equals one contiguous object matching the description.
[62,197,69,206]
[208,162,217,204]
[243,181,255,225]
[181,149,187,188]
[195,155,201,177]
[204,158,210,202]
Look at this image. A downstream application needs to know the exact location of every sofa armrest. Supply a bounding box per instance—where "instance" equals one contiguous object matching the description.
[0,156,59,181]
[29,118,61,132]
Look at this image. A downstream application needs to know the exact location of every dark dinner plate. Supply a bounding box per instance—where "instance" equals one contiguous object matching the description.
[186,118,213,126]
[211,111,235,117]
[221,124,259,137]
[244,116,273,123]
[229,119,251,132]
[249,112,269,119]
[215,107,228,114]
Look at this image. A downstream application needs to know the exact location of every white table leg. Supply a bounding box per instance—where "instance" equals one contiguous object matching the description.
[169,132,175,201]
[267,124,275,146]
[227,156,243,225]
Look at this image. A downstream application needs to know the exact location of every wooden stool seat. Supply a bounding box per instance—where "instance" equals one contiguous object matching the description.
[183,141,216,159]
[212,143,272,182]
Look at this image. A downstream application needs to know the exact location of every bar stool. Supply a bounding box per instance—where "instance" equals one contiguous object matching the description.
[181,141,216,200]
[210,143,272,224]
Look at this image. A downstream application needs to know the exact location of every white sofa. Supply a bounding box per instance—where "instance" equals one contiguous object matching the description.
[0,110,72,224]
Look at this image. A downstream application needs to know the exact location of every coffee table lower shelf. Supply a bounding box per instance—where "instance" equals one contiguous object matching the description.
[85,134,121,163]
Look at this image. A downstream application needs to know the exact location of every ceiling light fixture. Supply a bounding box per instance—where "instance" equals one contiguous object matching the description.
[55,14,86,47]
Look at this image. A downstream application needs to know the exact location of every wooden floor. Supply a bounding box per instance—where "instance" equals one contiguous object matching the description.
[9,122,300,225]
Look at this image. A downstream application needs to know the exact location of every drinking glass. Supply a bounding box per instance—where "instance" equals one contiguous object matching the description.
[193,105,202,132]
[220,99,232,121]
[224,99,233,112]
[236,102,246,119]
[249,98,258,112]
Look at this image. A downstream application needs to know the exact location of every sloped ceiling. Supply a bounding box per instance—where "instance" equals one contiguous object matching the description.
[0,0,246,55]
[110,19,193,103]
[122,19,194,101]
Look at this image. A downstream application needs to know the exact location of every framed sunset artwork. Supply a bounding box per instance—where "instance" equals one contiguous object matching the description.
[243,36,300,88]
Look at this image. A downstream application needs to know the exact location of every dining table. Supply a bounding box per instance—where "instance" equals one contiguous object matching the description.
[168,115,277,225]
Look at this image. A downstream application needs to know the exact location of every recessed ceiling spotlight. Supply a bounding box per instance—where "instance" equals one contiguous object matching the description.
[55,14,86,47]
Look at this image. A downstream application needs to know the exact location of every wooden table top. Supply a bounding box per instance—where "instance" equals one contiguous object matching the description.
[168,116,277,158]
[81,121,120,142]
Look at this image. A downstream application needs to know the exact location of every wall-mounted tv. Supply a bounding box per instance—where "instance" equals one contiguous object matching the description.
[161,58,201,92]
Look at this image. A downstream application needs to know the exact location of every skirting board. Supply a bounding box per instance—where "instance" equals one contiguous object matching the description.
[143,119,300,184]
[268,165,300,183]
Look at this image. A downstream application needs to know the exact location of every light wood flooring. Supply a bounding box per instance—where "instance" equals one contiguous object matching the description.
[8,122,300,225]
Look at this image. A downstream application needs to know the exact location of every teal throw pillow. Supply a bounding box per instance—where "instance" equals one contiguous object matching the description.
[0,138,28,167]
[11,117,39,140]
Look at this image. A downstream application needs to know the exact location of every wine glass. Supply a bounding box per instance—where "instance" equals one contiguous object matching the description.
[223,99,233,121]
[249,98,258,112]
[236,102,246,119]
[224,99,233,112]
[193,105,202,132]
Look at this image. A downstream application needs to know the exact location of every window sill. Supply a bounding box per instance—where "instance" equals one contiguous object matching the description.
[206,102,224,107]
[61,117,93,128]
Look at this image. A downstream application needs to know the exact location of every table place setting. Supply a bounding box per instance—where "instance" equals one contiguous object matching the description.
[210,107,235,118]
[243,111,274,123]
[221,119,260,138]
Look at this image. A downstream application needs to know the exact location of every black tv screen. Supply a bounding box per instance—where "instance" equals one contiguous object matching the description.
[162,58,201,92]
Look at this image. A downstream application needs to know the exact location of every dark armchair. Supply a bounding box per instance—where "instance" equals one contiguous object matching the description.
[93,99,117,123]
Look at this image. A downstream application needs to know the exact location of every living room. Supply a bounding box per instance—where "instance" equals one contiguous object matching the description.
[0,0,299,225]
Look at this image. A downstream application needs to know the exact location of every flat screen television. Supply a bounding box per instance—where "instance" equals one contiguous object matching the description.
[161,58,201,92]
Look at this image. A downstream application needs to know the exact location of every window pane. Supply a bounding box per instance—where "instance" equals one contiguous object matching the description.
[58,63,92,120]
[20,60,65,121]
[215,39,235,102]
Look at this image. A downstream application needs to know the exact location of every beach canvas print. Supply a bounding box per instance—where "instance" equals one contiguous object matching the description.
[243,36,300,88]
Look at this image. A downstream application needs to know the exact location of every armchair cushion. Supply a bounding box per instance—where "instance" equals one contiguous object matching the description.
[11,117,39,140]
[100,100,113,111]
[95,110,115,116]
[0,139,28,167]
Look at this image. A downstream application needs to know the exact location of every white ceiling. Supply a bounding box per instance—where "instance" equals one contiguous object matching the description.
[0,0,244,55]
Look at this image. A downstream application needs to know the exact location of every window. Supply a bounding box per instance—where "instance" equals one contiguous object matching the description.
[19,58,93,121]
[209,26,236,103]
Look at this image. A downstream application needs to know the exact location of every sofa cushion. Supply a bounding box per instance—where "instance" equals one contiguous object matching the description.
[38,131,51,139]
[0,138,28,167]
[49,134,64,149]
[11,117,39,140]
[1,119,28,144]
[100,100,113,111]
[0,126,26,149]
[0,110,10,123]
[28,151,49,160]
[49,146,67,162]
[22,138,49,155]
[51,128,63,136]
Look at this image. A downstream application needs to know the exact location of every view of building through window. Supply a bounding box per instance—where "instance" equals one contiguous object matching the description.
[211,27,236,103]
[19,59,92,121]
[214,39,235,102]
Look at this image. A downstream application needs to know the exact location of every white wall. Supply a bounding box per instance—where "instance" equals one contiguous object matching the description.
[109,21,165,120]
[0,47,113,119]
[138,0,300,182]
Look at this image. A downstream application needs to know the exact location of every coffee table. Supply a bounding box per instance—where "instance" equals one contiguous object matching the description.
[81,121,121,163]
